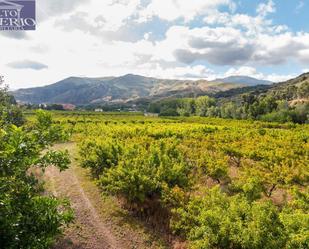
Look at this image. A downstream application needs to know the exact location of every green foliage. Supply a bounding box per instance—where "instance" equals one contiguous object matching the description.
[199,152,229,184]
[233,176,265,202]
[79,138,123,177]
[0,186,73,249]
[146,74,309,123]
[98,139,191,204]
[38,150,71,171]
[36,109,53,128]
[53,111,308,248]
[177,98,196,117]
[0,122,73,248]
[0,78,24,127]
[0,82,73,249]
[2,105,24,126]
[172,187,291,249]
[33,110,70,146]
[159,107,179,116]
[297,81,309,98]
[195,96,216,117]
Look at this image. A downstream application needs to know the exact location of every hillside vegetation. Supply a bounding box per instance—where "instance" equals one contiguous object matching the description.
[149,73,309,123]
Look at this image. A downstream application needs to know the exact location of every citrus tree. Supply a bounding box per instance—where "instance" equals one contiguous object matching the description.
[0,78,73,249]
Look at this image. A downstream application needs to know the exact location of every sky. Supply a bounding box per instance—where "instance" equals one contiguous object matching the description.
[1,0,309,89]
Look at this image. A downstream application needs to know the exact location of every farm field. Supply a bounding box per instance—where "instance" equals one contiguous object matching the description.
[44,142,168,249]
[37,112,309,249]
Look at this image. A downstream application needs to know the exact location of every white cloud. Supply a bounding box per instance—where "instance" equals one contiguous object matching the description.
[0,0,308,89]
[154,65,214,79]
[257,0,276,17]
[37,0,90,21]
[264,73,295,82]
[139,0,235,22]
[298,48,309,63]
[155,22,309,67]
[225,66,260,77]
[223,67,294,83]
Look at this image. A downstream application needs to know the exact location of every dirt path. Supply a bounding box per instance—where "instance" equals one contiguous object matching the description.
[44,143,167,249]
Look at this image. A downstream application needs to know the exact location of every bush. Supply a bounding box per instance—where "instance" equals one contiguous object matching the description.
[98,139,191,206]
[79,138,123,178]
[0,90,73,249]
[171,187,288,249]
[159,108,179,116]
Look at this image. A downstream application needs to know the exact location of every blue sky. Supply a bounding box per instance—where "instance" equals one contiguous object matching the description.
[1,0,309,89]
[255,0,309,31]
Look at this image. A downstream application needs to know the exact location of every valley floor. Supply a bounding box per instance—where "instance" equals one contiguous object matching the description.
[44,143,168,249]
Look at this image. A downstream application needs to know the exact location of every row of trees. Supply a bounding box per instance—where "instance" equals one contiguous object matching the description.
[76,114,309,248]
[0,77,73,249]
[148,94,308,123]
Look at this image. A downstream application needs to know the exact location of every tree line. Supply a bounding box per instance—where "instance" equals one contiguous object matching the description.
[148,80,309,123]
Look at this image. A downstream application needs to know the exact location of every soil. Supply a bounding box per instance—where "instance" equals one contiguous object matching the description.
[44,143,168,249]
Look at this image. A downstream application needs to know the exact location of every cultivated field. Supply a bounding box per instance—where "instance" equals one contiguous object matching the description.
[37,112,309,249]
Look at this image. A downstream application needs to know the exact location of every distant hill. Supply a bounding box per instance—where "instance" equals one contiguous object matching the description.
[264,73,309,106]
[145,73,308,123]
[12,74,263,105]
[212,76,272,86]
[214,73,309,102]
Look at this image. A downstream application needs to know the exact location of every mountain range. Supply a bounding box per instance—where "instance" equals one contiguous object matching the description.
[12,74,272,105]
[213,73,309,105]
[211,76,272,86]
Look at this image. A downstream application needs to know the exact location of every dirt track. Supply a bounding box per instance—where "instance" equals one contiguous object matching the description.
[45,143,167,249]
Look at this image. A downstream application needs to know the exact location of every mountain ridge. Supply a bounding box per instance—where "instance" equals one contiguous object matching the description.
[212,75,272,86]
[12,74,273,105]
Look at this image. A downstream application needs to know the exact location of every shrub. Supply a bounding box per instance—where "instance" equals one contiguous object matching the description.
[0,98,73,248]
[171,187,288,249]
[98,139,191,206]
